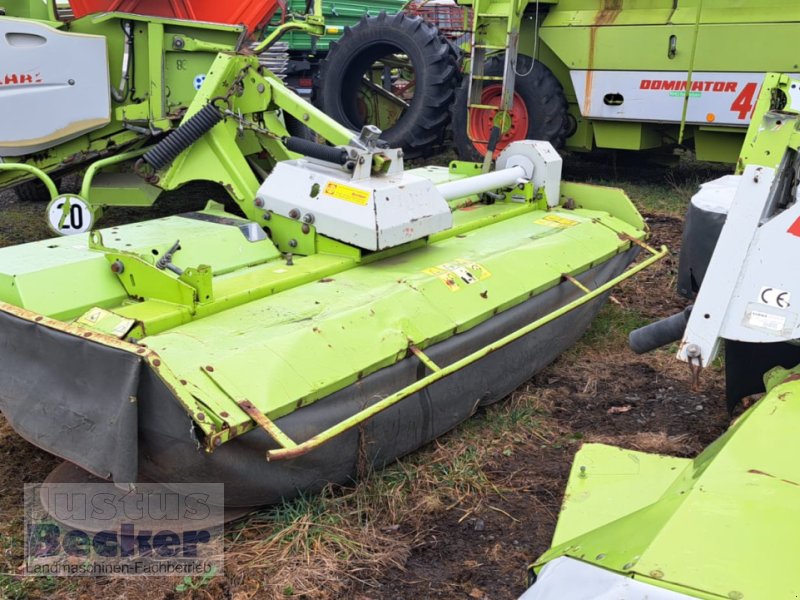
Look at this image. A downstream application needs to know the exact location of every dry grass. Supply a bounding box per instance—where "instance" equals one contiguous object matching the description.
[585,432,701,455]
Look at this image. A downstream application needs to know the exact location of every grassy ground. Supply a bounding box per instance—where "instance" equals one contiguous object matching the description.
[0,154,732,600]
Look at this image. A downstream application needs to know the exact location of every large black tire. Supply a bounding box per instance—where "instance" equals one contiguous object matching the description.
[452,55,569,161]
[14,176,59,202]
[317,12,459,155]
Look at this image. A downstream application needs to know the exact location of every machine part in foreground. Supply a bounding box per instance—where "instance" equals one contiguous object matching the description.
[0,134,659,506]
[524,73,800,600]
[522,364,800,600]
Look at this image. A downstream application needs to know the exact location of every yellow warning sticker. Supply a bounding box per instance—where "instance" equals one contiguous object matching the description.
[424,259,492,292]
[324,181,370,206]
[534,214,579,228]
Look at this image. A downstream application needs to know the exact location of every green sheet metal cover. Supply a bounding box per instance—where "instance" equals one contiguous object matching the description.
[141,204,639,432]
[536,367,800,599]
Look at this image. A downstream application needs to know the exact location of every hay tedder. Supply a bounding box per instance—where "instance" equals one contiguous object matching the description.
[0,1,663,506]
[522,74,800,599]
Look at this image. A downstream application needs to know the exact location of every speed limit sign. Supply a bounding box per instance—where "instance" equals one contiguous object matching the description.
[47,195,95,236]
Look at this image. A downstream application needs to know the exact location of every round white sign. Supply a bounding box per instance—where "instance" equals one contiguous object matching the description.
[47,195,94,236]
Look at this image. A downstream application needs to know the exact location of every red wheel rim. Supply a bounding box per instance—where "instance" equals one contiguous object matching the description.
[468,84,529,158]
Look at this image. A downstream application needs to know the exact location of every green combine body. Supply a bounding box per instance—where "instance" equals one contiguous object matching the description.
[448,0,800,162]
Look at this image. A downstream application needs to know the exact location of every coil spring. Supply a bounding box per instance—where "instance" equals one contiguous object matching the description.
[142,104,223,171]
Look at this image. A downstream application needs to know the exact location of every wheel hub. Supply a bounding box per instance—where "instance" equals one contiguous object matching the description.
[468,84,529,158]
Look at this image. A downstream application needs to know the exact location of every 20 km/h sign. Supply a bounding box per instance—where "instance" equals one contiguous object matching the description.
[46,195,94,236]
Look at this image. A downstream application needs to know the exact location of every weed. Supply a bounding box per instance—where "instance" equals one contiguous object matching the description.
[175,565,218,593]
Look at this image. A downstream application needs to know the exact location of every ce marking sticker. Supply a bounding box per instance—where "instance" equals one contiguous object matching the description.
[758,286,791,309]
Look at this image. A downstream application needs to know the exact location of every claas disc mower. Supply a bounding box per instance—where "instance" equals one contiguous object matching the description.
[0,1,662,507]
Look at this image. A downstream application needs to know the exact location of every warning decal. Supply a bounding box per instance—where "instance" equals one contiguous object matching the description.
[535,214,579,229]
[424,259,492,292]
[324,181,370,206]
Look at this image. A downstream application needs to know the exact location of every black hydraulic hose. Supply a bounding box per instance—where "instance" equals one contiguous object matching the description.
[284,136,349,165]
[629,305,693,355]
[142,104,223,171]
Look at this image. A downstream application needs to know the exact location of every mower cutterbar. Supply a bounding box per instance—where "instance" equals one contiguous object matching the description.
[0,145,658,505]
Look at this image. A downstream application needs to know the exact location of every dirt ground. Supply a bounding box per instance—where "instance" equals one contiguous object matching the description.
[0,154,733,600]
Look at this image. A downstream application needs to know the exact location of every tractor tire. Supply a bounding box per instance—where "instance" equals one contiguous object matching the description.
[14,177,57,202]
[452,55,569,161]
[317,11,459,156]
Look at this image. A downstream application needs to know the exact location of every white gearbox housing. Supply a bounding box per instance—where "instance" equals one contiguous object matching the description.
[256,148,453,251]
[0,18,110,157]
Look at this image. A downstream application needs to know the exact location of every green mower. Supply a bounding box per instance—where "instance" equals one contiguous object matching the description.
[0,1,660,507]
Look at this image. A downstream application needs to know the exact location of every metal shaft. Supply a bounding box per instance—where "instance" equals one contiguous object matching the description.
[435,165,528,201]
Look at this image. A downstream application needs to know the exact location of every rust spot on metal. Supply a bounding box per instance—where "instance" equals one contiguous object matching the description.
[220,411,229,418]
[584,0,622,116]
[480,290,489,299]
[205,365,215,372]
[83,332,92,338]
[35,316,43,322]
[781,373,800,384]
[180,379,187,385]
[748,469,775,478]
[319,278,334,283]
[238,399,297,451]
[137,348,146,354]
[749,469,800,486]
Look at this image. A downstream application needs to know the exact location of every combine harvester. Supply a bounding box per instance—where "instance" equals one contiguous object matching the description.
[0,1,661,507]
[522,73,800,599]
[320,0,800,164]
